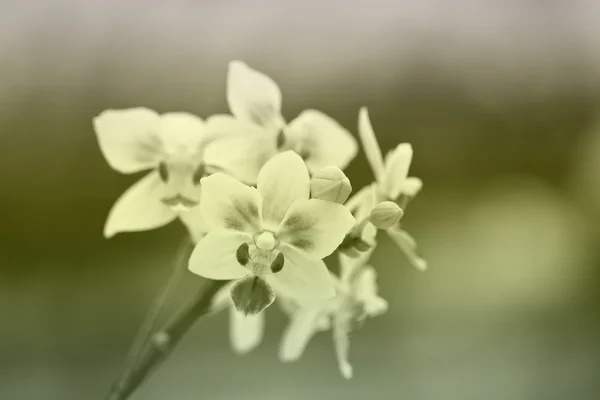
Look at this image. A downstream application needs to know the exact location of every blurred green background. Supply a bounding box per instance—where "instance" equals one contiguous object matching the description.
[1,1,600,399]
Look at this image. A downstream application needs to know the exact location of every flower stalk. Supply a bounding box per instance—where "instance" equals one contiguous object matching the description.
[104,279,227,400]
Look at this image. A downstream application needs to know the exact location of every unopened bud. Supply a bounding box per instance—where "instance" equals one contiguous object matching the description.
[310,166,352,204]
[369,201,404,229]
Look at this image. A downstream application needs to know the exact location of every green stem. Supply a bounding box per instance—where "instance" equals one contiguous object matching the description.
[103,238,192,399]
[104,279,227,400]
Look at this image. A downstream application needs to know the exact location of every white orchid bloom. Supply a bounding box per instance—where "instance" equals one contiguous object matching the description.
[188,151,355,315]
[94,108,264,240]
[346,107,427,271]
[278,241,387,379]
[224,61,358,172]
[358,107,422,202]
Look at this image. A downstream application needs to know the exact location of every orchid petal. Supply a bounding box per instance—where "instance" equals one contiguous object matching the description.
[277,199,355,260]
[202,113,258,143]
[358,107,385,183]
[103,171,176,238]
[333,316,353,379]
[403,177,423,197]
[199,173,263,234]
[257,151,310,228]
[277,295,300,317]
[188,231,250,280]
[227,61,284,129]
[353,266,388,316]
[203,117,277,184]
[285,110,358,171]
[268,245,335,299]
[364,296,389,318]
[157,112,205,156]
[229,307,265,354]
[384,143,413,200]
[279,305,326,362]
[93,108,162,173]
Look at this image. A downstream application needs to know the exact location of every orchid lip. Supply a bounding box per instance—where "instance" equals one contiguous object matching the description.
[161,194,198,210]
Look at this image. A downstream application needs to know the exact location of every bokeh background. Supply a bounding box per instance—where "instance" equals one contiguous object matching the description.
[1,0,600,399]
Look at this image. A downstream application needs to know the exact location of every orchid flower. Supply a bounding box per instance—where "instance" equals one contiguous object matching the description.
[223,61,358,173]
[187,151,355,315]
[93,108,266,241]
[346,107,427,271]
[357,107,423,203]
[278,224,387,379]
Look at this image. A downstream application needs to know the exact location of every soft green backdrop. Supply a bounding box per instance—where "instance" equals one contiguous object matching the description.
[1,1,599,399]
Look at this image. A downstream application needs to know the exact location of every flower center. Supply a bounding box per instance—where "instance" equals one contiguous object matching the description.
[236,242,285,276]
[157,159,205,211]
[255,231,276,250]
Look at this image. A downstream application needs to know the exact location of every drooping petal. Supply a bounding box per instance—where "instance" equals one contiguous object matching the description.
[268,245,335,299]
[332,316,353,379]
[284,110,358,171]
[188,230,250,280]
[257,151,310,228]
[199,173,263,234]
[103,171,176,238]
[157,112,205,156]
[229,306,265,354]
[277,199,355,260]
[358,107,385,183]
[279,305,326,362]
[227,61,285,129]
[203,118,278,184]
[230,275,276,315]
[383,143,413,200]
[93,108,162,173]
[386,226,427,271]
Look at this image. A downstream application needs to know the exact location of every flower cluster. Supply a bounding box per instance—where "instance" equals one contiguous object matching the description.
[94,61,426,379]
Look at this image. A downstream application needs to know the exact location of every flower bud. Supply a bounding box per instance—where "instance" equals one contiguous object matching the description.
[369,201,404,229]
[310,166,352,204]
